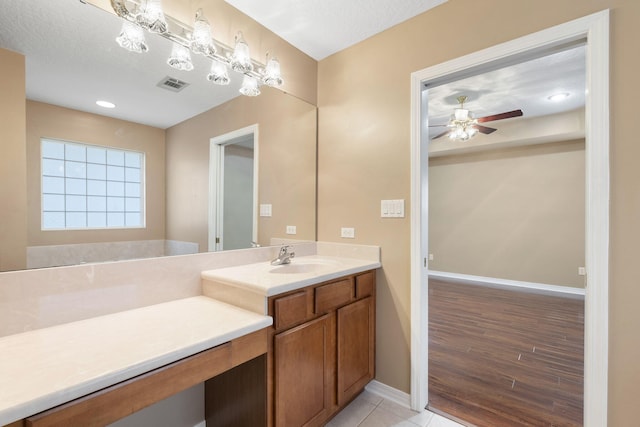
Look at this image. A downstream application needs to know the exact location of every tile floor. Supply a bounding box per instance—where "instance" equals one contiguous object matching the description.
[326,391,465,427]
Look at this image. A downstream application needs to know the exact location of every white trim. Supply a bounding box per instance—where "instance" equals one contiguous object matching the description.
[365,380,411,409]
[409,10,609,426]
[208,124,259,251]
[409,60,430,411]
[428,270,585,298]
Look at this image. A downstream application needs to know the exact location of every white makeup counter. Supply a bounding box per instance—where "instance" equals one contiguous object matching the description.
[0,243,381,427]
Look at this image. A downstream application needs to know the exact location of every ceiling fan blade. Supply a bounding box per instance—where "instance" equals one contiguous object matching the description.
[428,124,448,128]
[476,125,497,134]
[476,109,523,123]
[431,130,450,140]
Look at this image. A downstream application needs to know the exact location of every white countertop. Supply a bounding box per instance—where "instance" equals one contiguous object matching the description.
[0,296,272,425]
[201,255,381,297]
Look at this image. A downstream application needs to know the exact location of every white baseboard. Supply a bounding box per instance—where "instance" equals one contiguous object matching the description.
[428,270,585,299]
[365,380,411,409]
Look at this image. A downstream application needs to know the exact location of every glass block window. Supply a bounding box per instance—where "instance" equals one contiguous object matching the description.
[41,139,145,230]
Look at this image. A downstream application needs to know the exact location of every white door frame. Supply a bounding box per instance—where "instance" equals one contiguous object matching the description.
[409,10,609,426]
[208,124,259,251]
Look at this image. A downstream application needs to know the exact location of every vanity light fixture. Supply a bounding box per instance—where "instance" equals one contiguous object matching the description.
[263,54,284,87]
[229,31,253,73]
[111,0,284,96]
[190,9,216,56]
[136,0,167,33]
[208,61,230,85]
[239,75,260,97]
[167,42,194,71]
[115,21,148,53]
[447,96,478,141]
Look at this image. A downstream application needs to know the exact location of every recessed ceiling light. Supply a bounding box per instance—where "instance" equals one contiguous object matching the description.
[96,100,116,108]
[547,92,570,102]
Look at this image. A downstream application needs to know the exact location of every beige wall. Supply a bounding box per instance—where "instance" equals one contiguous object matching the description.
[0,48,27,270]
[26,101,166,246]
[165,86,316,251]
[87,0,317,105]
[429,140,585,287]
[317,0,639,424]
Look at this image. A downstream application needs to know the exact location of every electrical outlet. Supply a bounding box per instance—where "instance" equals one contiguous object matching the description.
[259,204,272,217]
[286,225,297,235]
[429,253,434,261]
[340,227,355,238]
[578,266,586,276]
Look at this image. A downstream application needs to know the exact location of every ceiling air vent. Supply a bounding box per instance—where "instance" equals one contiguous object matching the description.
[156,76,190,92]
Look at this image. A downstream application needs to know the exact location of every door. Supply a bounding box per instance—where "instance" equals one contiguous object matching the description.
[409,11,610,425]
[209,125,258,251]
[274,314,334,427]
[336,296,375,406]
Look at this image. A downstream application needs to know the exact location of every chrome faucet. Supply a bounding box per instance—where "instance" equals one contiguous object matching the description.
[271,245,295,265]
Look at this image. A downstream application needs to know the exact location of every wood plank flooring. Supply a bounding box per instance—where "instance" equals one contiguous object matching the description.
[428,278,584,426]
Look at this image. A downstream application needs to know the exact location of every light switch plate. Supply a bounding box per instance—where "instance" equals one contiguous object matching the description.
[286,225,297,235]
[381,199,405,218]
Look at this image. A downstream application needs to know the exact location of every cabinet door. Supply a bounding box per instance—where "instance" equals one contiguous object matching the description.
[274,314,334,427]
[337,296,375,406]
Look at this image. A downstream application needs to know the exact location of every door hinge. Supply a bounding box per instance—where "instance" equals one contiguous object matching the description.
[215,237,220,244]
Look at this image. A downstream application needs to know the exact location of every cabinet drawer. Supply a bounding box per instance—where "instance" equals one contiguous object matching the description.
[355,271,375,299]
[274,291,308,330]
[315,279,353,313]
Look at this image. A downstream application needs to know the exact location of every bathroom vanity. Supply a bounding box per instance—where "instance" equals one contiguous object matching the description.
[0,297,272,427]
[0,244,380,427]
[269,269,375,427]
[202,254,379,427]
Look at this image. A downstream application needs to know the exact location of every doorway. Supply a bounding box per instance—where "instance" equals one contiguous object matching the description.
[409,10,609,426]
[209,124,259,251]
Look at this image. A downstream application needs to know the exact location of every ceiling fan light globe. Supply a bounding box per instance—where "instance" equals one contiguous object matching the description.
[454,108,470,121]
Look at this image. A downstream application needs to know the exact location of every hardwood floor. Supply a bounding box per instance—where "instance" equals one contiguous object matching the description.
[428,278,584,427]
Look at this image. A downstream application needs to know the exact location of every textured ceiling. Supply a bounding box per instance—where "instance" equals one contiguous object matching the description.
[224,0,448,60]
[0,0,584,131]
[0,0,245,129]
[427,45,586,138]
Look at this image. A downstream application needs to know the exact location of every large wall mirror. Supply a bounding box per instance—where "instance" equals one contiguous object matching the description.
[0,0,317,271]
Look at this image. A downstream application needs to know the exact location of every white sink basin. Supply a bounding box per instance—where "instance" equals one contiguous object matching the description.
[269,263,322,274]
[269,258,340,274]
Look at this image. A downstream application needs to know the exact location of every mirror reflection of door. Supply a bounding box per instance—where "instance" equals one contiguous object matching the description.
[209,125,258,251]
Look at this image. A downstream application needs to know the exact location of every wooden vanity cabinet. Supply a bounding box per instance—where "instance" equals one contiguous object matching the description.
[268,270,376,427]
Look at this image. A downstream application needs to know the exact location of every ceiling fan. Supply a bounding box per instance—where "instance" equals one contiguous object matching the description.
[430,95,523,141]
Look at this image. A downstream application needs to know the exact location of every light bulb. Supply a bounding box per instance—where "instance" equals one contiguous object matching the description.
[230,32,253,73]
[239,75,260,96]
[207,61,230,85]
[136,0,167,33]
[191,9,216,56]
[263,56,283,87]
[116,21,148,53]
[167,43,194,71]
